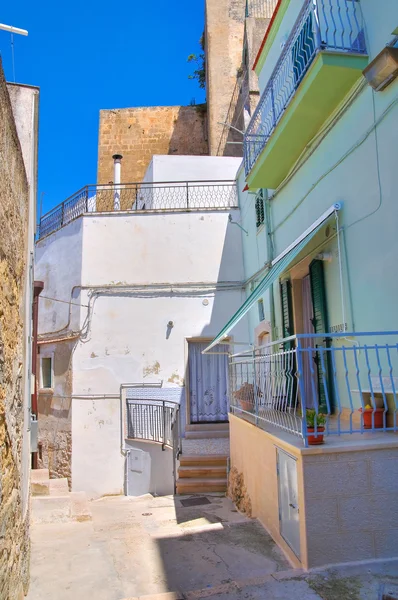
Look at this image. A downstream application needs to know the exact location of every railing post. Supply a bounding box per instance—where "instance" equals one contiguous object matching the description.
[186,182,189,209]
[61,202,65,226]
[162,400,166,451]
[295,338,308,446]
[85,186,89,213]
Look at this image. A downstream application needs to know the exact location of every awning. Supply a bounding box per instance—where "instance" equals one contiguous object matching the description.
[204,204,341,353]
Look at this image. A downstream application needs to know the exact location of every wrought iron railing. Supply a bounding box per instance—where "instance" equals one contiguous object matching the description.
[229,332,398,446]
[244,0,367,175]
[38,181,238,239]
[123,385,183,493]
[246,0,278,19]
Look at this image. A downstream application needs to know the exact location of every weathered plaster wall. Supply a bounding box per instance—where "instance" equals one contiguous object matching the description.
[97,105,209,205]
[0,64,31,600]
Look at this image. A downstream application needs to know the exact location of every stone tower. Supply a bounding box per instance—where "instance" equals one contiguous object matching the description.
[205,0,247,156]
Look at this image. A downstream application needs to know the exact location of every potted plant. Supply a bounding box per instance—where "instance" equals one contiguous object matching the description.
[359,404,384,429]
[233,382,254,413]
[306,409,327,445]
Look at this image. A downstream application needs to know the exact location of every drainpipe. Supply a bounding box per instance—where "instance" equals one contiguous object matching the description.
[32,280,44,468]
[112,153,123,210]
[264,191,276,339]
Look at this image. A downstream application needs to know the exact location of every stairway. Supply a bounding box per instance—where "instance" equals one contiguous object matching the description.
[176,454,228,494]
[185,423,229,439]
[31,468,92,523]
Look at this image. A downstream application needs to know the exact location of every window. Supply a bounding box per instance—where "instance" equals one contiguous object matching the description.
[41,357,53,389]
[255,191,265,228]
[258,299,265,322]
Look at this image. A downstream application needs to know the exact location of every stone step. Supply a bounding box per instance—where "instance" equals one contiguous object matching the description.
[31,469,51,495]
[176,477,227,494]
[184,430,229,439]
[31,468,50,482]
[178,465,227,478]
[49,478,69,495]
[179,454,228,467]
[185,423,229,432]
[31,492,92,524]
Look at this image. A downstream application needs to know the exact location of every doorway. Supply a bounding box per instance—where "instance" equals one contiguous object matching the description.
[188,341,229,423]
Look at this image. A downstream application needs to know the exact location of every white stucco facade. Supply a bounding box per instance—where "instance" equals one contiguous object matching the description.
[35,157,246,498]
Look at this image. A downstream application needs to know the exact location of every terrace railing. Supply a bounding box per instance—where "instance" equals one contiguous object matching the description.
[229,332,398,446]
[38,180,238,240]
[244,0,367,175]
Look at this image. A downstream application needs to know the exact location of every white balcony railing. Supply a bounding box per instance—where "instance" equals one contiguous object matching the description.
[244,0,367,175]
[229,332,398,446]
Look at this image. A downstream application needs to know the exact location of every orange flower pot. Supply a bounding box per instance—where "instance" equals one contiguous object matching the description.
[307,426,325,445]
[360,408,384,429]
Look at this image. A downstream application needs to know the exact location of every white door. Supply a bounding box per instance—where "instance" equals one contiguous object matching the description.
[277,449,300,558]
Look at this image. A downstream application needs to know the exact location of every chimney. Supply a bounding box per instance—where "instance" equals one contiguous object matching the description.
[112,153,123,210]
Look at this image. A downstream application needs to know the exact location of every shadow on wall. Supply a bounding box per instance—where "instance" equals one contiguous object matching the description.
[168,105,209,156]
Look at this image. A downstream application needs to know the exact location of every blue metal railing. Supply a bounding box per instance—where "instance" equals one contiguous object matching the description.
[229,332,398,446]
[244,0,367,176]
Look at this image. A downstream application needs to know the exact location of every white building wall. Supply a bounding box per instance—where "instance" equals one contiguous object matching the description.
[144,155,241,183]
[37,197,247,498]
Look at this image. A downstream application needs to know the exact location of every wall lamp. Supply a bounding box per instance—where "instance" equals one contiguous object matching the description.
[363,44,398,92]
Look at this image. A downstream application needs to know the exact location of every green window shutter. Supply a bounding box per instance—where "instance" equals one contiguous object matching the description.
[280,279,294,348]
[309,259,329,335]
[309,259,333,412]
[255,192,265,228]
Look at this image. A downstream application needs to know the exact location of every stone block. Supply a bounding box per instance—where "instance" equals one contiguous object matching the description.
[304,496,339,535]
[338,493,397,531]
[31,468,50,482]
[369,456,398,493]
[374,528,398,559]
[31,495,71,524]
[49,478,69,495]
[31,481,50,496]
[303,459,369,499]
[306,530,375,567]
[70,492,92,522]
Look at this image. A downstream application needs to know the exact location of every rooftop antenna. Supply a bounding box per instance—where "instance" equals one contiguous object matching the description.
[0,23,28,83]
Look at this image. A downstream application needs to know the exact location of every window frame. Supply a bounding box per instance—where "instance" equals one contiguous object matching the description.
[40,355,54,390]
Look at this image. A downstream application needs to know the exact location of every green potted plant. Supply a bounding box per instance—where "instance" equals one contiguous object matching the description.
[306,409,327,445]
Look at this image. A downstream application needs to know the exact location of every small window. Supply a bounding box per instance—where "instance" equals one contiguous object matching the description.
[41,357,53,389]
[255,192,265,228]
[258,299,265,322]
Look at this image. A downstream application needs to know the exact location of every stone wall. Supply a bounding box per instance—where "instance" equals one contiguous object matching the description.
[37,341,74,485]
[97,105,208,209]
[205,0,246,155]
[0,62,30,599]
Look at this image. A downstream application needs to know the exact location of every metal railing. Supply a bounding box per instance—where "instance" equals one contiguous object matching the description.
[246,0,278,19]
[38,181,238,240]
[217,69,249,156]
[244,0,367,175]
[229,332,398,446]
[123,385,183,493]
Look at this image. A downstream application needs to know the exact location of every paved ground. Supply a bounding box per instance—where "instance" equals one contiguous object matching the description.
[27,494,398,600]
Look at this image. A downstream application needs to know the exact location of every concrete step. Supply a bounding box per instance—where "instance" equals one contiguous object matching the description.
[185,430,229,439]
[178,465,227,478]
[31,491,92,524]
[185,423,229,432]
[49,478,69,495]
[31,468,51,496]
[176,477,227,494]
[179,454,228,467]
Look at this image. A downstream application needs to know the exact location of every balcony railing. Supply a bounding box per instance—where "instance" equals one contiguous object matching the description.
[246,0,278,19]
[229,332,398,446]
[244,0,366,176]
[38,181,238,240]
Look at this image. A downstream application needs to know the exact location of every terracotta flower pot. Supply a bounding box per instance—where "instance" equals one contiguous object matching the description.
[240,399,253,413]
[360,408,384,429]
[307,426,325,445]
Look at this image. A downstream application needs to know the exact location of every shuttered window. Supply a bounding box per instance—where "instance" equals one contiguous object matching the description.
[255,191,265,228]
[280,279,294,349]
[309,259,333,412]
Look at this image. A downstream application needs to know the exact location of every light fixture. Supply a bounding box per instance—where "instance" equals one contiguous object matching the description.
[363,45,398,92]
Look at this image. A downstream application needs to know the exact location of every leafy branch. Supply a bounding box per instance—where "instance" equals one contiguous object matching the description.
[187,32,206,90]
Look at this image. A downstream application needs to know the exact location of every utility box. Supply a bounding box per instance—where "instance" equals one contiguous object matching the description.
[31,414,38,452]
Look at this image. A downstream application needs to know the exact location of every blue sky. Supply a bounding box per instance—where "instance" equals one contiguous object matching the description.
[0,1,205,216]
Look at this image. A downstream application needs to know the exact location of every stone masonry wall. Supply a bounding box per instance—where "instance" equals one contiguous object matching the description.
[205,0,246,155]
[0,62,30,599]
[97,105,208,209]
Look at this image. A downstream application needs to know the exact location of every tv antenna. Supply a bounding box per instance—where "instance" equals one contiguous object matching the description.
[0,23,28,83]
